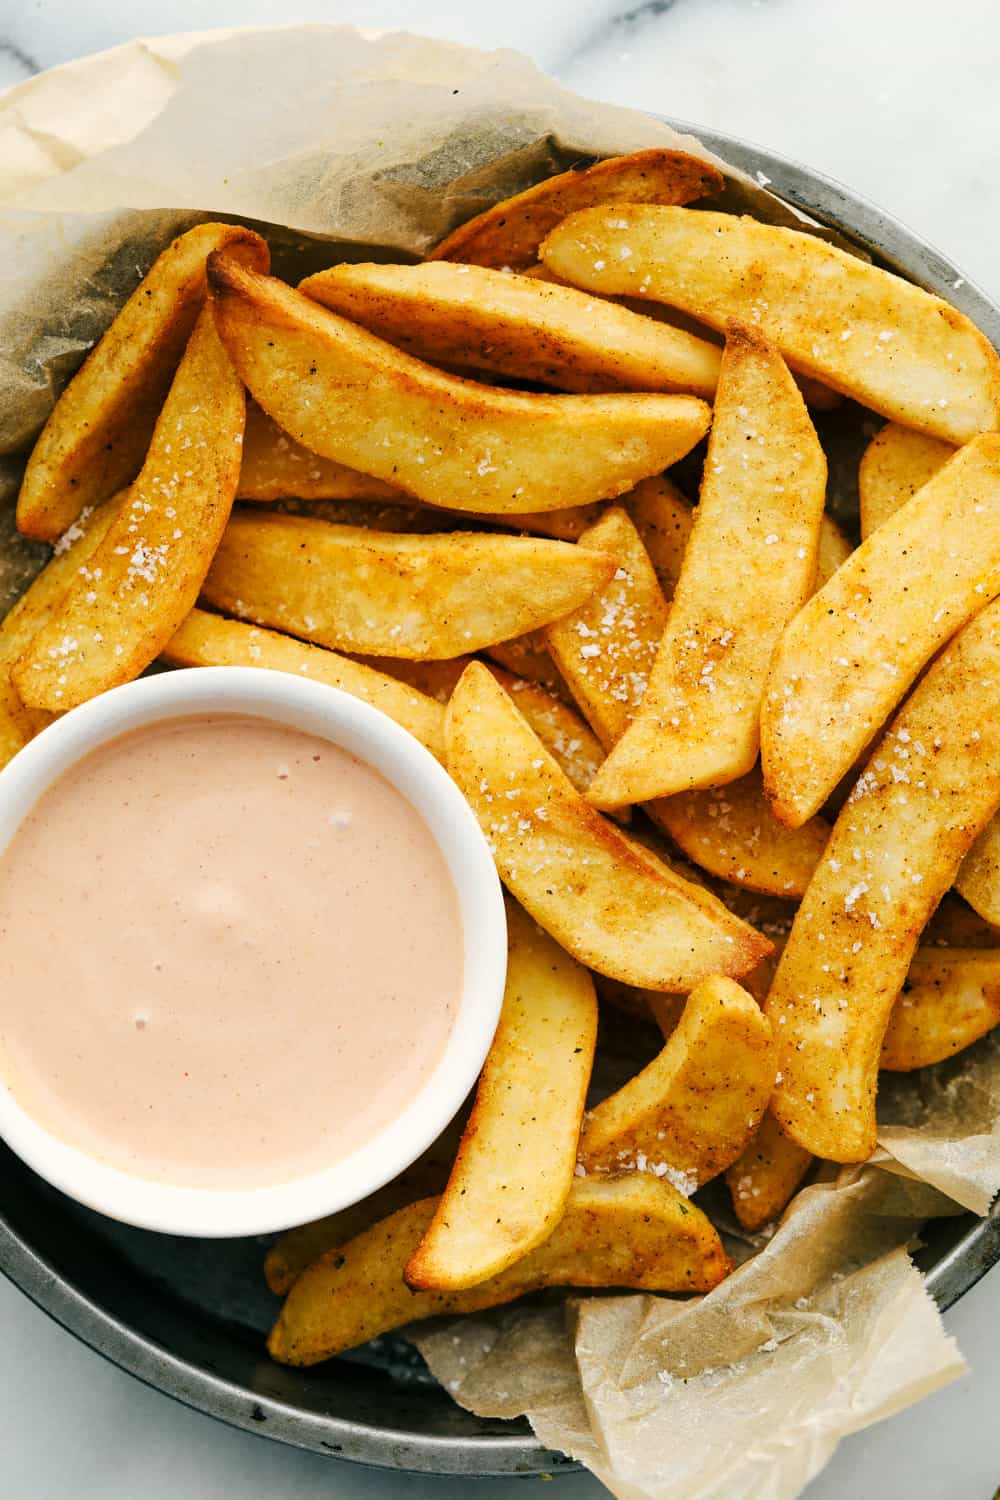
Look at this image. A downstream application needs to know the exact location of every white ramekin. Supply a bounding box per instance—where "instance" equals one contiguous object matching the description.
[0,666,507,1237]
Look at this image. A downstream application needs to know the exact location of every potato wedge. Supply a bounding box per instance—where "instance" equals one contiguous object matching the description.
[163,610,446,760]
[726,1111,813,1232]
[541,206,1000,444]
[264,1114,466,1295]
[446,663,770,990]
[956,820,1000,927]
[428,148,723,270]
[761,434,1000,828]
[405,902,597,1291]
[858,422,954,539]
[17,225,269,542]
[766,598,1000,1161]
[589,327,826,808]
[491,503,607,541]
[15,305,247,711]
[925,895,1000,949]
[201,512,615,661]
[485,667,613,806]
[0,497,121,765]
[208,254,711,515]
[302,262,721,398]
[881,948,1000,1071]
[546,505,668,749]
[647,767,831,900]
[483,632,570,701]
[268,1174,730,1365]
[237,401,403,503]
[579,975,773,1189]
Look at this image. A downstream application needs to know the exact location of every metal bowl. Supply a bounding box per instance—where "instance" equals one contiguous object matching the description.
[1,120,999,1479]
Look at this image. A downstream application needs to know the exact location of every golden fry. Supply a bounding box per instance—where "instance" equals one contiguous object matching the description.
[268,1174,730,1365]
[16,302,251,711]
[881,948,1000,1071]
[208,254,711,515]
[858,421,954,539]
[589,327,826,808]
[766,598,1000,1161]
[237,401,403,502]
[302,261,721,397]
[726,1111,813,1231]
[17,225,268,541]
[163,610,447,760]
[546,506,668,749]
[406,902,597,1290]
[483,632,570,701]
[446,663,770,990]
[956,820,1000,927]
[428,148,723,270]
[541,206,1000,443]
[762,435,1000,828]
[579,975,773,1188]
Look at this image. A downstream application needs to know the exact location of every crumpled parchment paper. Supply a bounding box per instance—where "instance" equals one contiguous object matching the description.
[0,25,995,1498]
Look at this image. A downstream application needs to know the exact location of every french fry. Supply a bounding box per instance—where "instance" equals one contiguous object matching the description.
[956,820,1000,927]
[483,632,570,701]
[490,503,607,541]
[648,767,831,900]
[761,434,1000,828]
[545,506,668,749]
[766,598,1000,1162]
[579,975,774,1188]
[237,401,403,502]
[15,300,253,711]
[541,206,1000,444]
[201,512,616,660]
[858,421,954,539]
[264,1114,466,1296]
[588,327,826,809]
[0,497,122,765]
[428,148,723,270]
[485,667,615,808]
[405,902,598,1291]
[208,254,711,515]
[301,262,721,398]
[357,654,471,704]
[726,1112,813,1232]
[446,663,770,990]
[881,949,1000,1071]
[17,225,269,542]
[817,513,852,584]
[268,1174,730,1365]
[162,610,447,760]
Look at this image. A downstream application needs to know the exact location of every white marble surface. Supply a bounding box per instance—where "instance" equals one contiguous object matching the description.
[0,2,999,1496]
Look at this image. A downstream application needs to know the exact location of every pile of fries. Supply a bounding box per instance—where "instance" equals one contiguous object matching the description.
[8,149,1000,1369]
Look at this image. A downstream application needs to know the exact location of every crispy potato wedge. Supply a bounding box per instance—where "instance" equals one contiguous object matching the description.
[766,598,1000,1161]
[490,503,607,541]
[589,327,826,808]
[237,401,403,502]
[405,902,598,1291]
[17,225,268,542]
[485,667,614,808]
[881,948,1000,1071]
[858,422,954,539]
[817,514,852,584]
[163,610,447,760]
[726,1111,813,1232]
[208,255,711,515]
[546,505,668,749]
[956,820,1000,927]
[446,663,770,990]
[483,632,570,701]
[0,497,121,764]
[302,262,721,398]
[579,975,773,1189]
[761,434,1000,828]
[15,305,247,711]
[541,206,1000,444]
[648,767,831,900]
[428,148,723,270]
[269,1173,730,1365]
[264,1114,466,1295]
[201,513,615,661]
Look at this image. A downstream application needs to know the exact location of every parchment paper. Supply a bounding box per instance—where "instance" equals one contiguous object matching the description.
[0,25,996,1498]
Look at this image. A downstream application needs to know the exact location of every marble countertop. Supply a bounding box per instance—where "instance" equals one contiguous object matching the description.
[1,2,999,1496]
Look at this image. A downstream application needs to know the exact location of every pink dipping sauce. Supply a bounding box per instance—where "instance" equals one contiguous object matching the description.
[0,715,463,1189]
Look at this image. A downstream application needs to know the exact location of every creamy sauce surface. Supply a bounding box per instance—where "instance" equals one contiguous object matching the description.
[0,715,462,1188]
